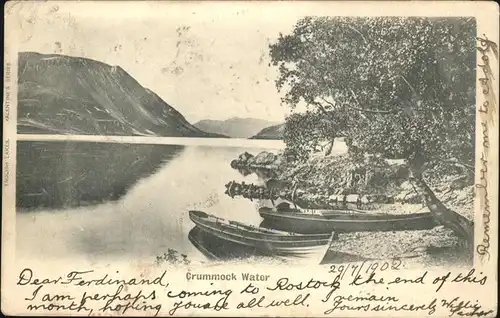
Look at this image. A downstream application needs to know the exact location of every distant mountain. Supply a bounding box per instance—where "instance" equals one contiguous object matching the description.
[194,117,280,138]
[251,123,285,140]
[17,52,222,137]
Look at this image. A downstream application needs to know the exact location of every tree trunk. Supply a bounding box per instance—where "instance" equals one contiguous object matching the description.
[408,166,474,248]
[324,138,334,156]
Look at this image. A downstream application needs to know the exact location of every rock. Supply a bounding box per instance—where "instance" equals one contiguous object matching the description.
[295,189,306,196]
[450,186,474,205]
[253,151,278,165]
[230,159,239,168]
[360,196,370,204]
[395,190,420,204]
[450,177,468,190]
[467,186,474,195]
[400,180,414,191]
[394,191,406,202]
[273,155,283,167]
[238,151,254,163]
[454,191,468,203]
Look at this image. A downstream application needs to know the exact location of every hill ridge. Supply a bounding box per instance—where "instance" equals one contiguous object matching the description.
[194,117,280,138]
[17,52,222,137]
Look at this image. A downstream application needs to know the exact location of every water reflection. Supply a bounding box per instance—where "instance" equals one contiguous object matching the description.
[16,144,271,262]
[16,141,185,210]
[233,166,277,179]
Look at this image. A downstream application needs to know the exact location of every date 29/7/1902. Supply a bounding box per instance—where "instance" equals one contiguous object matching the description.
[328,259,402,280]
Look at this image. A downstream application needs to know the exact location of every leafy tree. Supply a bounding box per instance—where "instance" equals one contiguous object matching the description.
[284,109,345,160]
[270,17,476,246]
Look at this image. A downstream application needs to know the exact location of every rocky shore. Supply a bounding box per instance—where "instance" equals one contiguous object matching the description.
[231,150,473,207]
[231,151,284,171]
[230,150,475,266]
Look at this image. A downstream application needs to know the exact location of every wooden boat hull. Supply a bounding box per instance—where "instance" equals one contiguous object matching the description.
[189,210,334,264]
[259,207,436,234]
[188,226,258,261]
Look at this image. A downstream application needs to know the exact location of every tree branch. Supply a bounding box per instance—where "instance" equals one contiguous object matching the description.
[346,89,401,114]
[319,97,335,108]
[347,105,402,114]
[396,75,417,95]
[346,25,368,43]
[348,88,362,107]
[309,101,330,116]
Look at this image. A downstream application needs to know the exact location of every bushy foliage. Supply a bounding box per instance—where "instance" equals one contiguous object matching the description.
[271,17,476,172]
[283,110,341,160]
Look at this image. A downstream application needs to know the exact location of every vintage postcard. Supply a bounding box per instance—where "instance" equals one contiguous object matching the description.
[2,1,499,316]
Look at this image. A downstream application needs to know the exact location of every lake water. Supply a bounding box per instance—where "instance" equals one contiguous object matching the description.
[16,143,285,264]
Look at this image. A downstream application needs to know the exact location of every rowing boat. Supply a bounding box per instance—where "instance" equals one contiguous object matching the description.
[188,226,258,261]
[188,210,335,264]
[259,206,436,234]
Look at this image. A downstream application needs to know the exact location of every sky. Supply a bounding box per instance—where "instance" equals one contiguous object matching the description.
[8,1,309,124]
[7,1,485,124]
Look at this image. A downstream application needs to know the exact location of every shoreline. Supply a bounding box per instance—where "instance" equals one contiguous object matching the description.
[228,149,475,267]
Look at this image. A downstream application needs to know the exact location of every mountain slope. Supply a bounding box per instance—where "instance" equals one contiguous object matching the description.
[251,123,284,140]
[17,52,220,137]
[194,117,280,138]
